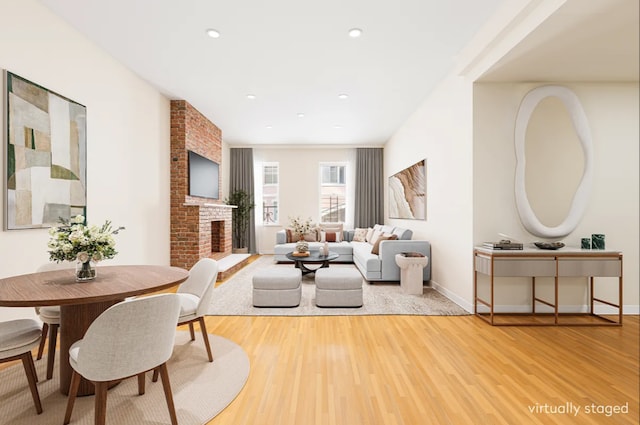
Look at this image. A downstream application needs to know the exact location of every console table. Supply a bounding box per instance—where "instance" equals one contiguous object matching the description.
[473,246,623,326]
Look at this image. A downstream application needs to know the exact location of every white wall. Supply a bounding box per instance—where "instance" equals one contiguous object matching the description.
[385,75,476,310]
[252,147,356,253]
[0,0,171,320]
[473,82,639,313]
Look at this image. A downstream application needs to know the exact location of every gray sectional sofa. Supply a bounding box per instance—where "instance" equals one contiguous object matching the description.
[274,224,431,282]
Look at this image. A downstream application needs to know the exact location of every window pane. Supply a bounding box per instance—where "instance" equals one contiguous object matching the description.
[321,165,346,185]
[264,165,278,184]
[319,164,346,222]
[262,163,279,224]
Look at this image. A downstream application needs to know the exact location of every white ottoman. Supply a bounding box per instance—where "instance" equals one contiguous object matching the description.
[253,268,302,307]
[315,268,363,308]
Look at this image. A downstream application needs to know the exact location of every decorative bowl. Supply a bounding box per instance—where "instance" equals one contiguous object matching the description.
[534,242,565,250]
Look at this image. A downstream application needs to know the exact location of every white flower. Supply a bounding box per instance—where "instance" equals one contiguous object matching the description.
[47,216,123,264]
[76,252,90,263]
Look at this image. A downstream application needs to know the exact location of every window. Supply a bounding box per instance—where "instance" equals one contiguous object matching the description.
[261,163,279,224]
[319,163,346,222]
[322,165,346,185]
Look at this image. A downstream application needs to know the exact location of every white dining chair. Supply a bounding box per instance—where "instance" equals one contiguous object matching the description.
[0,318,44,414]
[35,306,60,380]
[63,293,181,425]
[34,262,70,380]
[175,258,219,362]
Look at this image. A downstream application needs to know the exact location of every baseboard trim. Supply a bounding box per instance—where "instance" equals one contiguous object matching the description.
[429,282,639,315]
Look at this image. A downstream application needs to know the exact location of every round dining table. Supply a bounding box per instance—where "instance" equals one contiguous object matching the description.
[0,265,189,396]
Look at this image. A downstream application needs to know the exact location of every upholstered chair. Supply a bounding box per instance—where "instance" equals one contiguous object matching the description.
[63,294,181,425]
[0,319,43,414]
[35,306,60,380]
[175,258,219,362]
[34,262,70,380]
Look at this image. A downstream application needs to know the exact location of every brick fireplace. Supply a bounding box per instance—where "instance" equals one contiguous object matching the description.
[170,100,234,270]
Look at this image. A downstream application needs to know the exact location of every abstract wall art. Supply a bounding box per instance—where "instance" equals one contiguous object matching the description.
[4,71,86,229]
[388,159,426,220]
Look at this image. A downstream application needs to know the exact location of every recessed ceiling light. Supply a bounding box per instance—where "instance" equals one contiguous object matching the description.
[338,93,349,99]
[205,29,220,38]
[348,28,362,38]
[333,125,343,129]
[266,125,273,129]
[297,113,305,118]
[246,94,256,100]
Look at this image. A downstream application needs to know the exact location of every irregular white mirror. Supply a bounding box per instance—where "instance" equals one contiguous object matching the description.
[514,85,593,239]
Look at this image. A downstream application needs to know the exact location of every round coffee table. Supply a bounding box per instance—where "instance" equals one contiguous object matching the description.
[285,251,339,275]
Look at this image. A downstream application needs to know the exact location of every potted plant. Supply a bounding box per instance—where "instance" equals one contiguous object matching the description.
[225,189,255,253]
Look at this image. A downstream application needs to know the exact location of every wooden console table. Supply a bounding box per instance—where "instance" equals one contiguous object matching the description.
[473,246,623,326]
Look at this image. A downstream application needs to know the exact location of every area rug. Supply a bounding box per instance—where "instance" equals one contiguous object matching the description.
[1,332,249,425]
[208,255,468,316]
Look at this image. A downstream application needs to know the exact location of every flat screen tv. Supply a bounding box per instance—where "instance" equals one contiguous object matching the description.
[188,150,219,199]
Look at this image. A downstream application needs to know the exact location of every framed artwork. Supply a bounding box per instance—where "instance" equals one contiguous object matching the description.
[388,159,426,220]
[4,71,86,230]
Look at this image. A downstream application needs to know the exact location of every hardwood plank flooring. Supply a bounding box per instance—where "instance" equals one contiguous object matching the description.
[203,314,639,425]
[4,263,636,425]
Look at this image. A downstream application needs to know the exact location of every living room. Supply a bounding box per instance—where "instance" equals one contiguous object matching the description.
[0,0,637,317]
[0,0,638,424]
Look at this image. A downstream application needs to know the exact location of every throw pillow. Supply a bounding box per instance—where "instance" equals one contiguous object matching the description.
[303,231,317,242]
[371,233,398,255]
[320,230,342,243]
[353,228,368,242]
[285,228,295,243]
[365,227,375,243]
[369,229,383,245]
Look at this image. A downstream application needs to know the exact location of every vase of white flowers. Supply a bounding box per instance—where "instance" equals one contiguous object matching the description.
[289,216,312,253]
[47,215,125,282]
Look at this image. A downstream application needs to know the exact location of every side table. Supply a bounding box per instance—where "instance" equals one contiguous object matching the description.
[395,252,429,295]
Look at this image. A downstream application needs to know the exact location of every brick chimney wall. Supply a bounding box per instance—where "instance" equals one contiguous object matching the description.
[170,100,232,270]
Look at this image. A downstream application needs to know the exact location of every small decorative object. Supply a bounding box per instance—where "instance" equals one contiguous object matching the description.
[323,241,329,256]
[47,215,125,282]
[534,241,565,250]
[591,234,605,250]
[288,215,313,242]
[295,239,309,254]
[581,238,591,249]
[75,252,96,281]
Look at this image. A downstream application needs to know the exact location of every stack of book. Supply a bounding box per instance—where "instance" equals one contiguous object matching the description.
[482,240,523,250]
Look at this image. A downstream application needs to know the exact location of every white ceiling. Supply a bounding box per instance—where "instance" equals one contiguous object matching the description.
[478,0,639,83]
[38,0,638,146]
[38,0,503,146]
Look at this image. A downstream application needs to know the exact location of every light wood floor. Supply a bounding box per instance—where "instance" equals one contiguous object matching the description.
[202,313,639,425]
[4,291,637,424]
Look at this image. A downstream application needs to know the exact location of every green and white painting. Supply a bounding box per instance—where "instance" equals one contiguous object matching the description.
[5,71,86,229]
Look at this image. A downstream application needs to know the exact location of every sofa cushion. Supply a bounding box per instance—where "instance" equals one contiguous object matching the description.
[320,230,342,242]
[371,233,398,255]
[392,227,413,240]
[318,222,343,233]
[285,228,295,242]
[352,242,381,272]
[365,228,375,242]
[369,229,383,245]
[353,228,368,242]
[379,225,394,234]
[302,232,317,242]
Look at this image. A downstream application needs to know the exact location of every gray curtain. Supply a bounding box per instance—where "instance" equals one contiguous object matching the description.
[354,148,384,228]
[229,148,256,253]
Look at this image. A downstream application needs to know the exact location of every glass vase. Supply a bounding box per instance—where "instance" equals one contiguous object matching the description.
[76,260,97,282]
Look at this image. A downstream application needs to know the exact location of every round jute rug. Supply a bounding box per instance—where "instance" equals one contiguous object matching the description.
[0,332,249,425]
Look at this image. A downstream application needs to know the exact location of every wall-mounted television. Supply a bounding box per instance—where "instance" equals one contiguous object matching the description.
[188,150,219,199]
